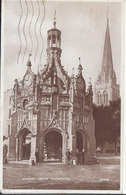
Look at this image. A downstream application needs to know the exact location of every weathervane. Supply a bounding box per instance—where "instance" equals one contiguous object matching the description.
[79,57,81,65]
[29,53,32,61]
[53,10,56,28]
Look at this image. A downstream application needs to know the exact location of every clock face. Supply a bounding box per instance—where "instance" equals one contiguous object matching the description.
[76,77,85,90]
[24,74,32,87]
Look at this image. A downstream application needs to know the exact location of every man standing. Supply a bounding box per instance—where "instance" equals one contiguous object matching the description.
[66,149,71,165]
[82,148,85,164]
[35,148,39,164]
[76,148,79,164]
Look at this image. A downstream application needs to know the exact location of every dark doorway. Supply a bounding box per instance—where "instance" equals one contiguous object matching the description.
[76,131,83,152]
[44,131,62,161]
[18,129,31,160]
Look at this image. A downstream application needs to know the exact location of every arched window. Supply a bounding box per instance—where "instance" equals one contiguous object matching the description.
[103,91,108,105]
[97,92,101,104]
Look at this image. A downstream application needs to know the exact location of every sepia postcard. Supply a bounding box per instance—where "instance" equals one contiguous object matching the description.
[1,0,126,194]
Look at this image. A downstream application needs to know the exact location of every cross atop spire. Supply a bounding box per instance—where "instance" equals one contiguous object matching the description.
[79,57,81,65]
[53,10,56,28]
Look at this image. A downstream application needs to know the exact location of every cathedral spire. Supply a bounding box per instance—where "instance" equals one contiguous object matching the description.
[101,17,113,75]
[94,9,120,106]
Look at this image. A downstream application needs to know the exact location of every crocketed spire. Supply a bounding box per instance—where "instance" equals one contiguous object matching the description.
[101,18,113,75]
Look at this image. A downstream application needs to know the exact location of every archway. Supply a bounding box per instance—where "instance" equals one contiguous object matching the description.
[44,130,62,162]
[76,131,83,152]
[18,128,31,161]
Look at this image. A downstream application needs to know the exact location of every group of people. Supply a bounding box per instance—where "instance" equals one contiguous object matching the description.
[35,148,85,165]
[66,148,85,165]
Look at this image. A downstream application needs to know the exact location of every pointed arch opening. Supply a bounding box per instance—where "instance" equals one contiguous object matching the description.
[43,129,62,162]
[17,128,32,161]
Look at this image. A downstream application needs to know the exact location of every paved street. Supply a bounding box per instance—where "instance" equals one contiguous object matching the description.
[3,155,120,190]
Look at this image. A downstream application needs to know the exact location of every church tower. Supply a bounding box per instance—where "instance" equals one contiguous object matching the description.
[94,17,120,106]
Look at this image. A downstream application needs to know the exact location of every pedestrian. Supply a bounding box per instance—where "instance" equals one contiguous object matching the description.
[70,150,73,165]
[35,148,39,164]
[78,150,81,165]
[82,148,85,164]
[22,142,26,159]
[76,148,79,165]
[25,144,29,160]
[79,150,82,165]
[66,149,71,165]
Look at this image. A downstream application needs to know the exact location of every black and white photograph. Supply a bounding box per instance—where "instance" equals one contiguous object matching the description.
[1,0,124,193]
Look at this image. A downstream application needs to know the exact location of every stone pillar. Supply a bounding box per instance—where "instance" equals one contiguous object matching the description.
[29,135,36,164]
[8,136,16,161]
[38,136,44,162]
[62,133,66,163]
[71,134,76,160]
[30,109,38,164]
[67,134,72,151]
[7,136,10,157]
[18,136,22,161]
[16,137,19,161]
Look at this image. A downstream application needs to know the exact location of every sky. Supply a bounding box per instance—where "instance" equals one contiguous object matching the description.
[2,0,122,91]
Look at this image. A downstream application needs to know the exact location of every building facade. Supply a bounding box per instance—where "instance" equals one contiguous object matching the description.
[8,19,96,164]
[4,89,12,137]
[94,18,120,106]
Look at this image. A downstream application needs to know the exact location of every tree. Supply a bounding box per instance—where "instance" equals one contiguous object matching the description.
[110,98,121,154]
[93,98,121,153]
